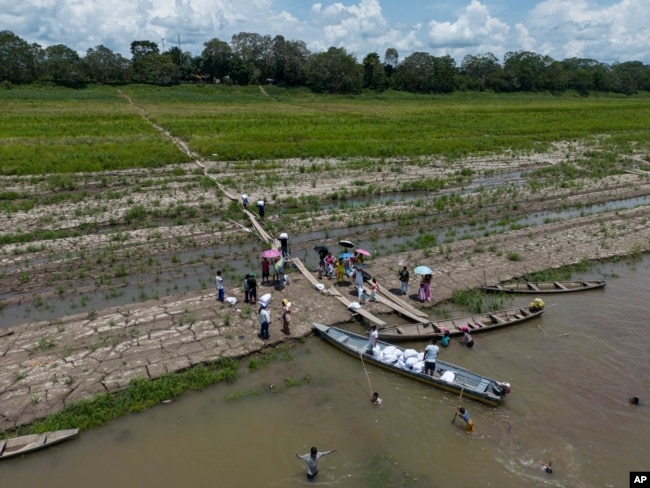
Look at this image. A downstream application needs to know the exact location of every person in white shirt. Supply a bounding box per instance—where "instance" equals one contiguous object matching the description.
[367,323,378,355]
[294,446,337,481]
[424,337,439,376]
[258,305,271,340]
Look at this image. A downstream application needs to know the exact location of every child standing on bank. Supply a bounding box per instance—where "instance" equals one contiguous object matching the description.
[215,271,224,302]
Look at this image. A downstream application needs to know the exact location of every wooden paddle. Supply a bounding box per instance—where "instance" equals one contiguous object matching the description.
[451,386,465,424]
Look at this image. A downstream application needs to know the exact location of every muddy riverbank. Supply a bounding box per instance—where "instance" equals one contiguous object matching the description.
[2,107,650,431]
[2,187,649,430]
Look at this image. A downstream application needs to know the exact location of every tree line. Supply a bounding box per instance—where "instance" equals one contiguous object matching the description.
[1,30,649,95]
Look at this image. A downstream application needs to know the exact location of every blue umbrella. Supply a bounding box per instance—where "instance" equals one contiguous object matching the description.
[339,252,354,259]
[414,265,433,275]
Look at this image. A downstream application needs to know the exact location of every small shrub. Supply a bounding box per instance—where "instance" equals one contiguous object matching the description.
[507,252,522,262]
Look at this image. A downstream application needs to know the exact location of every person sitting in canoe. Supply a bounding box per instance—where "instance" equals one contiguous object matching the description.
[459,326,474,348]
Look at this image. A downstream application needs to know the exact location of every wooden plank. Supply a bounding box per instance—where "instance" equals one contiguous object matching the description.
[377,288,429,319]
[291,257,322,288]
[329,287,387,326]
[554,282,568,290]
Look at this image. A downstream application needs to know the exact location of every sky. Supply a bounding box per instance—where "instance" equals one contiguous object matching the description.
[2,0,648,65]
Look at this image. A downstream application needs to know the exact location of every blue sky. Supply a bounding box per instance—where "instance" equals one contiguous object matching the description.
[2,0,648,65]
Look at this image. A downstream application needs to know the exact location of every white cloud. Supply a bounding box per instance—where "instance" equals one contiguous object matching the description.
[427,0,510,49]
[0,0,647,64]
[526,0,650,62]
[306,0,424,58]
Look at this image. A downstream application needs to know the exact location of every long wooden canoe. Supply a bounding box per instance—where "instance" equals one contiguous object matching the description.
[0,429,79,460]
[312,323,510,406]
[377,306,544,342]
[480,280,606,294]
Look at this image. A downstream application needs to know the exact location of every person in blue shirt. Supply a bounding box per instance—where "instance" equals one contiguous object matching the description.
[440,329,451,347]
[456,406,475,433]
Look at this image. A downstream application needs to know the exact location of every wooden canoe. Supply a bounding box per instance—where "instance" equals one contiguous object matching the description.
[377,306,544,342]
[480,280,606,294]
[0,429,79,460]
[312,323,509,406]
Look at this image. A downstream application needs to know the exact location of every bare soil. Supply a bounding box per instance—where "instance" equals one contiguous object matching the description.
[2,132,650,429]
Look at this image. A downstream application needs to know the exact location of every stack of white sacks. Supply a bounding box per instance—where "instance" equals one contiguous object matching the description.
[374,346,426,374]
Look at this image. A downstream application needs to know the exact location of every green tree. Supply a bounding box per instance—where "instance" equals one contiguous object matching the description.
[432,55,457,93]
[201,38,232,81]
[305,47,362,94]
[503,51,547,91]
[384,47,399,78]
[83,45,130,84]
[130,40,160,82]
[392,51,436,93]
[271,36,310,86]
[610,61,650,94]
[538,59,568,92]
[230,32,273,83]
[0,30,41,84]
[41,44,85,86]
[229,55,253,85]
[362,52,389,90]
[460,53,500,90]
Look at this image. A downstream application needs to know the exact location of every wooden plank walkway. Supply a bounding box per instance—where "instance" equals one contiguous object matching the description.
[291,257,322,288]
[377,288,429,319]
[196,160,428,328]
[328,287,387,326]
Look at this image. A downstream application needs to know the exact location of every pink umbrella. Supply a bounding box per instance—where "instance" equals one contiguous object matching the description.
[261,249,282,258]
[356,249,371,257]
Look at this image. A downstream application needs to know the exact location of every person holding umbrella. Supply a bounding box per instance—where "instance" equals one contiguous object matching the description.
[414,266,433,302]
[261,258,270,284]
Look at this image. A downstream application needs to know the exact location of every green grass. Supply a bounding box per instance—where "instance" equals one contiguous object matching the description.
[2,359,239,437]
[0,86,191,174]
[3,85,649,175]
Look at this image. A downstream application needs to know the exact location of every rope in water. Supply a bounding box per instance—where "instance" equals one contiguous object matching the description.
[359,349,373,396]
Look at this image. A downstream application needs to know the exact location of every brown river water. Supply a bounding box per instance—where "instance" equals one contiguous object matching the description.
[2,258,650,487]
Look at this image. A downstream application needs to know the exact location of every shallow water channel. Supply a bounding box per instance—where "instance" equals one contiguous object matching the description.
[2,256,649,487]
[4,191,649,329]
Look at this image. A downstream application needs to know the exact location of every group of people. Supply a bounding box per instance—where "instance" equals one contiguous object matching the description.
[397,266,433,302]
[241,194,265,219]
[257,298,292,340]
[261,257,289,288]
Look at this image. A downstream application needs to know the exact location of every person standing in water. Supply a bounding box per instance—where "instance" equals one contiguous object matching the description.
[294,446,337,481]
[455,406,475,433]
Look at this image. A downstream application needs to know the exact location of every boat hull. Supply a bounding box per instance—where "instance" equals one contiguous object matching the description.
[378,306,544,342]
[0,429,79,460]
[312,323,507,406]
[481,280,606,294]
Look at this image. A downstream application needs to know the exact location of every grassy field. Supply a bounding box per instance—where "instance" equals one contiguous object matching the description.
[1,84,650,174]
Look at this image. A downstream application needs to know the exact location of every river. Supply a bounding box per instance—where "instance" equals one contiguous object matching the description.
[1,256,649,487]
